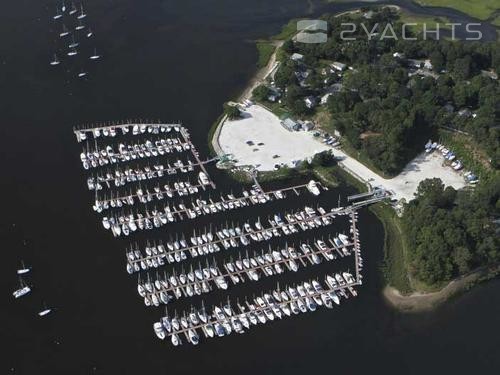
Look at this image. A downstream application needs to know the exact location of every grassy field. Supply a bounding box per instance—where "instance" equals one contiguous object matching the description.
[255,41,275,68]
[272,19,300,40]
[415,0,498,20]
[400,11,451,32]
[371,204,412,294]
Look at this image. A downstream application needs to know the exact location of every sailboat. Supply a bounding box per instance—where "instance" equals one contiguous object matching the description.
[60,24,70,37]
[17,260,31,275]
[90,48,100,60]
[67,48,78,56]
[53,7,63,20]
[75,20,85,30]
[69,2,77,15]
[50,53,60,65]
[86,27,93,38]
[38,302,52,317]
[68,34,79,49]
[12,278,31,299]
[77,4,87,19]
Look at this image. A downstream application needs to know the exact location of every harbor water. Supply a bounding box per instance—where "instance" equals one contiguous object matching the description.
[1,0,499,374]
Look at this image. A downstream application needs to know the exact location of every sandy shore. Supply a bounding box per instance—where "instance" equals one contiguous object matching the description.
[383,264,500,313]
[238,40,283,102]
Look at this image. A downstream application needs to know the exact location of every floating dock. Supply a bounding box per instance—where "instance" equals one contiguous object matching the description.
[139,235,354,306]
[154,274,361,345]
[125,204,344,269]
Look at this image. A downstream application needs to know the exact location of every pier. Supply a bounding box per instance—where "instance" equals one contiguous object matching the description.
[139,237,354,306]
[86,156,219,191]
[73,122,184,142]
[104,181,327,237]
[124,205,345,267]
[71,122,375,348]
[155,275,361,345]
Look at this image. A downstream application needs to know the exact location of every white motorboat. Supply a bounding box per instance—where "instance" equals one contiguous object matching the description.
[12,278,31,299]
[306,180,321,196]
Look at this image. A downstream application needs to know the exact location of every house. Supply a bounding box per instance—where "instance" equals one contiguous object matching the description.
[331,61,347,72]
[281,118,301,131]
[291,53,304,62]
[304,96,317,109]
[407,58,433,70]
[424,59,433,70]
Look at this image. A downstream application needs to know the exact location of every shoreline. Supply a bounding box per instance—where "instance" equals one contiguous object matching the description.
[383,263,500,313]
[209,5,497,313]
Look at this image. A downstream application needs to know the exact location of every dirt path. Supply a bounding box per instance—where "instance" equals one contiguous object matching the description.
[238,40,283,102]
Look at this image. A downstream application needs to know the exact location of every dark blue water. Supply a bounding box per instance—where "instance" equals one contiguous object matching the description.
[1,1,499,374]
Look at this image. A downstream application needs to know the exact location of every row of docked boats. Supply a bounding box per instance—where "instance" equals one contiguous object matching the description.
[102,185,289,237]
[138,237,350,306]
[75,123,183,142]
[155,274,358,345]
[86,158,201,190]
[79,137,190,169]
[119,204,335,257]
[93,177,208,212]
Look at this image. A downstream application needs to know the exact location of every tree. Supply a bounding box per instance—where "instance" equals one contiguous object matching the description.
[312,151,335,167]
[223,103,240,119]
[252,85,271,102]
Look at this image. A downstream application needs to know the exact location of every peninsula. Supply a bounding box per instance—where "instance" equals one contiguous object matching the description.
[211,6,500,311]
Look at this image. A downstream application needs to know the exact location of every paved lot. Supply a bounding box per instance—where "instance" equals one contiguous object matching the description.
[218,104,467,202]
[218,104,330,171]
[336,149,467,202]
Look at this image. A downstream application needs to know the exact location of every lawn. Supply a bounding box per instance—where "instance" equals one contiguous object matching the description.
[256,41,275,68]
[371,203,412,294]
[415,0,498,20]
[400,11,451,32]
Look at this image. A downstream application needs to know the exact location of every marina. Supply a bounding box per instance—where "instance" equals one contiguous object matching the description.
[154,274,361,345]
[85,157,218,191]
[125,203,353,272]
[72,121,373,347]
[138,235,356,306]
[123,203,348,266]
[101,180,327,237]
